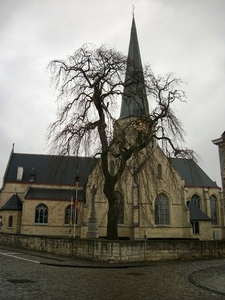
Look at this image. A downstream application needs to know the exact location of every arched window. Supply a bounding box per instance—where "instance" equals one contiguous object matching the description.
[157,164,162,179]
[155,193,170,225]
[35,204,48,224]
[65,205,78,225]
[191,194,201,208]
[8,215,13,227]
[210,195,218,225]
[116,191,124,225]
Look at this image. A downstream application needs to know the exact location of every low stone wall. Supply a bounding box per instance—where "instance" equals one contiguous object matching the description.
[0,233,225,263]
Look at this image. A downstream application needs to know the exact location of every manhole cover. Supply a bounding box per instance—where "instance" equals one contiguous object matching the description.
[8,279,34,284]
[126,272,144,276]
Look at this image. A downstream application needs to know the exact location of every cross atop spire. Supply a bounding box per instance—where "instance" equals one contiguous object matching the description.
[132,5,135,17]
[119,16,149,119]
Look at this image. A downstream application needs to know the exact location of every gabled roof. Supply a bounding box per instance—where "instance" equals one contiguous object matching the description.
[0,193,22,211]
[25,187,85,202]
[119,16,149,119]
[170,158,218,188]
[4,153,97,186]
[187,201,211,221]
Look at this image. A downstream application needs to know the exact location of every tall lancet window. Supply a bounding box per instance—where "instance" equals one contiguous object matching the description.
[210,195,218,225]
[155,193,170,225]
[191,194,201,208]
[8,215,13,228]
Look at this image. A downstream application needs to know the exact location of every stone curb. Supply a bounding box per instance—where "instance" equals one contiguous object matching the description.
[188,268,225,296]
[40,262,154,268]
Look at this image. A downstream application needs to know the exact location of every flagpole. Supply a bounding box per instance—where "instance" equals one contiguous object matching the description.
[73,174,79,238]
[69,196,73,238]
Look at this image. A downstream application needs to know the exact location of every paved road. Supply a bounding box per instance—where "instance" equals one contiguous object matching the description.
[0,245,225,300]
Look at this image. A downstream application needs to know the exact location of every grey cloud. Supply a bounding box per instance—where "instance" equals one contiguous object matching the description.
[0,0,224,187]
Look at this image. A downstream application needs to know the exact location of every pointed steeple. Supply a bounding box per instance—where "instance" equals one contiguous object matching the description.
[119,16,149,119]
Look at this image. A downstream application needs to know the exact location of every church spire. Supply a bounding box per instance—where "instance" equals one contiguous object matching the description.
[119,16,149,119]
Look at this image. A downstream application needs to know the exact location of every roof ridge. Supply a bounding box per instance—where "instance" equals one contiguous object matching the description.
[13,153,94,159]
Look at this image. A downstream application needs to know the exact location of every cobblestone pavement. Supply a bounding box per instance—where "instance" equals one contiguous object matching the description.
[0,246,225,300]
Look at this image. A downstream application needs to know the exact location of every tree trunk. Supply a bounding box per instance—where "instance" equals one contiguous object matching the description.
[103,174,119,240]
[106,198,118,240]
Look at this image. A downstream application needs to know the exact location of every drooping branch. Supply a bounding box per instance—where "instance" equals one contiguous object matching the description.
[47,44,127,156]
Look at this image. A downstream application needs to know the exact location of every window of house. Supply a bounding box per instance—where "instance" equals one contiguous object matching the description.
[191,194,201,208]
[65,205,78,225]
[34,204,48,224]
[155,193,170,225]
[157,164,162,179]
[191,221,199,234]
[210,195,218,225]
[29,167,35,182]
[8,215,13,228]
[116,191,124,225]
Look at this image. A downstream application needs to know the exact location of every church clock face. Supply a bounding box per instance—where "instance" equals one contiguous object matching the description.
[131,120,147,132]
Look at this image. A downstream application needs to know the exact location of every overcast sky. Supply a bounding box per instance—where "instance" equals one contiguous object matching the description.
[0,0,224,187]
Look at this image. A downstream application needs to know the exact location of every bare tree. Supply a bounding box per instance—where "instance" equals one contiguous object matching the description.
[47,44,192,240]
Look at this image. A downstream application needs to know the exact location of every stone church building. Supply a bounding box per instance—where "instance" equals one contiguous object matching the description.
[0,17,224,241]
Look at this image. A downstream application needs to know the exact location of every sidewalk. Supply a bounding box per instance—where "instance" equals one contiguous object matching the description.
[189,263,225,296]
[0,244,152,268]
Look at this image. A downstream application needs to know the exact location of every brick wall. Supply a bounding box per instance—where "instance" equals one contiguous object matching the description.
[0,233,224,263]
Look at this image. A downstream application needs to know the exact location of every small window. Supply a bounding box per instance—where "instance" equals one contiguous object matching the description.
[35,204,48,224]
[191,194,201,208]
[157,164,162,179]
[29,167,35,182]
[65,205,78,225]
[17,166,23,181]
[155,193,170,225]
[8,215,13,228]
[191,221,199,234]
[210,195,218,225]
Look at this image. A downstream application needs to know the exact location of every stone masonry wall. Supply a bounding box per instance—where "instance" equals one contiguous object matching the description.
[0,233,225,263]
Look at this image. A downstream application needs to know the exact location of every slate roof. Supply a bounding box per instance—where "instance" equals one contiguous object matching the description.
[0,193,22,211]
[170,158,218,188]
[25,187,85,202]
[119,16,149,119]
[4,153,98,186]
[187,201,211,221]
